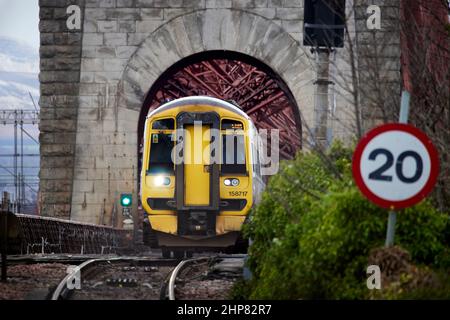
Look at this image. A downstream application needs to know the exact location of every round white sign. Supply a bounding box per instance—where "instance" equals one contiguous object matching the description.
[353,124,439,209]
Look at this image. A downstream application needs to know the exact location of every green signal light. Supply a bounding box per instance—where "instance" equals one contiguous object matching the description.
[120,194,132,207]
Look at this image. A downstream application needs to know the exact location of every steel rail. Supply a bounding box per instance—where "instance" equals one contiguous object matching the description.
[51,258,100,300]
[168,259,189,300]
[167,257,212,300]
[51,256,178,300]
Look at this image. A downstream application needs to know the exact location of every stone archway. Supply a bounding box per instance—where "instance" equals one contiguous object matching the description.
[119,7,314,174]
[117,8,313,127]
[121,8,313,202]
[138,50,303,160]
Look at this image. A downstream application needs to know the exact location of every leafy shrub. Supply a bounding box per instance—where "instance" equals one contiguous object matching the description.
[237,142,449,299]
[367,246,450,300]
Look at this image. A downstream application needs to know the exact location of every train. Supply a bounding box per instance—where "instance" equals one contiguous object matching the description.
[140,96,265,258]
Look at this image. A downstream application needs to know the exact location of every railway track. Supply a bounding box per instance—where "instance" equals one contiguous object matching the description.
[49,254,245,300]
[165,255,245,300]
[164,257,212,300]
[50,256,178,300]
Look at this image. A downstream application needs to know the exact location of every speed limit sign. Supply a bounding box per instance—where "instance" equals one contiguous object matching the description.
[352,123,439,209]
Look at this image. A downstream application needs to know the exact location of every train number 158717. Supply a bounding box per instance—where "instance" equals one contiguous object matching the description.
[228,191,247,197]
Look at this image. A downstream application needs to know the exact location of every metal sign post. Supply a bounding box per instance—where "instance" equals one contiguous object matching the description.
[313,48,333,148]
[385,211,397,247]
[385,91,410,247]
[353,92,439,249]
[1,192,10,282]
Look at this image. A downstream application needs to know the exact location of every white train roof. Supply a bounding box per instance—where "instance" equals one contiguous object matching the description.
[146,96,251,121]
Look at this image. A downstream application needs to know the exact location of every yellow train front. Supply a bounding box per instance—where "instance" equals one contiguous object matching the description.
[140,96,264,256]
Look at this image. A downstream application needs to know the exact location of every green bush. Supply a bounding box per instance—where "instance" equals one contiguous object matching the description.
[238,142,449,299]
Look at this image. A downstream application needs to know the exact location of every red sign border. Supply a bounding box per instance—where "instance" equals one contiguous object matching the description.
[352,123,440,209]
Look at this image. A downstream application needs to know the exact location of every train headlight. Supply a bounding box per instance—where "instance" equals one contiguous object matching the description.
[224,178,239,186]
[154,176,170,186]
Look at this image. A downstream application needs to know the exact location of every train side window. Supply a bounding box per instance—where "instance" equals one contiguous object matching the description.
[147,133,174,174]
[221,134,246,174]
[152,118,174,130]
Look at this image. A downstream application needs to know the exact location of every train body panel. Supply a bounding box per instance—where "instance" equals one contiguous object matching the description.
[140,96,264,249]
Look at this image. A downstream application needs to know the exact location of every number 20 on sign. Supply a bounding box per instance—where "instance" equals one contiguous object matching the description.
[352,123,439,210]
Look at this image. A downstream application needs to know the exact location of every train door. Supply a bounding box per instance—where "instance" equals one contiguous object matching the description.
[184,124,210,206]
[175,111,220,222]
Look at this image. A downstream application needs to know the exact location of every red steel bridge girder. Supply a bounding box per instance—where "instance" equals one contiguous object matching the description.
[145,58,301,159]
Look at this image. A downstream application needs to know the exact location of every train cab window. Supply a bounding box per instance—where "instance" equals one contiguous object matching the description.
[147,133,174,174]
[221,134,246,174]
[152,118,174,130]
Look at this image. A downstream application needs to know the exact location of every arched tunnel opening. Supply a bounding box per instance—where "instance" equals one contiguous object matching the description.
[136,50,303,245]
[138,50,302,166]
[136,51,302,220]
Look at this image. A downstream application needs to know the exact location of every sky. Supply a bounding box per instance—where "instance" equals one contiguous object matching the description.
[0,0,39,49]
[0,0,40,199]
